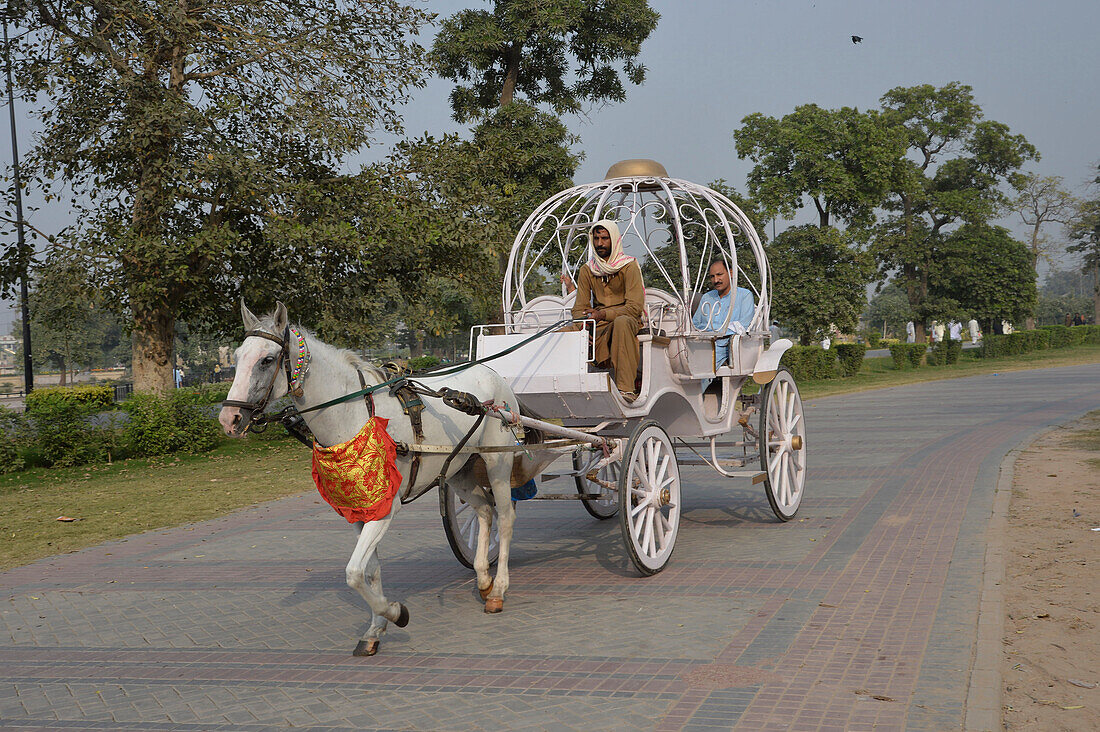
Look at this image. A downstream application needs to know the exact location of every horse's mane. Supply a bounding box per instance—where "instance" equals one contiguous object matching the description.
[254,314,389,384]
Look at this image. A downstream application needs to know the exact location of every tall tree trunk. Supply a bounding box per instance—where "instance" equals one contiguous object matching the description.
[58,356,67,386]
[132,306,175,395]
[1094,265,1100,325]
[498,44,521,107]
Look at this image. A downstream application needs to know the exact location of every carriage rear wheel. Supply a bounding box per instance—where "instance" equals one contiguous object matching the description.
[439,484,499,570]
[618,421,681,575]
[758,367,807,521]
[573,450,619,519]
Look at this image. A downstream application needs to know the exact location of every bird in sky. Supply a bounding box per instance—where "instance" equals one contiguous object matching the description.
[851,35,863,44]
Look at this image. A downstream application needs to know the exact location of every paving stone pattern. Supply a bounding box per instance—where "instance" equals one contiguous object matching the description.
[2,364,1098,730]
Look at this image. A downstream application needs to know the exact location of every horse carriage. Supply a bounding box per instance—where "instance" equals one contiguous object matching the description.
[219,159,806,655]
[441,159,806,576]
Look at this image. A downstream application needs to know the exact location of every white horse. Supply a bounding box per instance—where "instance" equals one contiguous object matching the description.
[218,302,544,656]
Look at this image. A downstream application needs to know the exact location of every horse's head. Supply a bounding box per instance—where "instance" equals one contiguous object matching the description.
[219,300,293,437]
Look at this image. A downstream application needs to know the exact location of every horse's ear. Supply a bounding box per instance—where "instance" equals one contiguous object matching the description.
[274,301,288,333]
[241,299,260,331]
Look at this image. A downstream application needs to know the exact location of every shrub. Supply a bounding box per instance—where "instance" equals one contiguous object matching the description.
[888,342,909,370]
[928,340,961,366]
[24,384,114,415]
[408,355,443,372]
[24,401,119,467]
[833,343,866,377]
[780,345,837,381]
[179,382,232,404]
[906,343,926,367]
[0,406,26,473]
[861,330,883,348]
[1040,325,1072,348]
[1078,324,1100,344]
[122,391,221,458]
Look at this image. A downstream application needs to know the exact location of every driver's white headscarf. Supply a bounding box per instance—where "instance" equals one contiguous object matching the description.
[586,220,636,277]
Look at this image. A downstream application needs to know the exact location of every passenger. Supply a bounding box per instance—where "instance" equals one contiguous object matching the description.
[570,220,645,402]
[692,258,755,371]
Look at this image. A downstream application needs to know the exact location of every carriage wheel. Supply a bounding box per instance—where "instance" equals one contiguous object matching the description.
[573,450,619,519]
[439,484,499,570]
[618,421,681,575]
[758,367,807,521]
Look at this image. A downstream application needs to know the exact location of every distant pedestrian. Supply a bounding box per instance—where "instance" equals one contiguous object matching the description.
[1073,312,1084,326]
[174,367,183,388]
[769,320,782,342]
[821,336,831,350]
[1065,313,1073,327]
[906,321,915,343]
[948,321,962,341]
[968,319,981,343]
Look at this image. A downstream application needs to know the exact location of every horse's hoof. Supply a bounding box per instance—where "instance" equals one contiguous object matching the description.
[478,580,494,600]
[484,597,503,613]
[394,603,410,628]
[353,639,379,657]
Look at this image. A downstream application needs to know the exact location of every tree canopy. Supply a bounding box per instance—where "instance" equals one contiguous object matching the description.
[6,0,431,393]
[767,225,873,345]
[928,223,1036,327]
[431,0,659,122]
[734,104,904,229]
[871,82,1037,337]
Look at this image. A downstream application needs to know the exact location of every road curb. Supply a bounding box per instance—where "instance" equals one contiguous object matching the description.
[964,424,1058,731]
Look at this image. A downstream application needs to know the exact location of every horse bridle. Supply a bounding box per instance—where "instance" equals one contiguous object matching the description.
[221,326,298,432]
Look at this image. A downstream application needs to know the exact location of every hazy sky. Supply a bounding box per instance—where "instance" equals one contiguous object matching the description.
[3,0,1098,330]
[376,0,1098,200]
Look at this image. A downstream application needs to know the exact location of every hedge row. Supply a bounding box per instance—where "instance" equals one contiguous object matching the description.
[888,343,927,369]
[1,387,231,473]
[24,384,114,414]
[779,342,868,381]
[978,324,1100,359]
[780,345,838,381]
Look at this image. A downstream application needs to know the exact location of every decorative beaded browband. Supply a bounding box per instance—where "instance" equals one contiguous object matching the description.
[288,325,311,397]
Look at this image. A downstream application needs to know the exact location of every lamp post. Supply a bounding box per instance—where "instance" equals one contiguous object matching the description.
[3,17,31,393]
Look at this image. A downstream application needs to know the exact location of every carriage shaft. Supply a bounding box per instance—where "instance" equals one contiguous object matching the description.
[489,408,610,450]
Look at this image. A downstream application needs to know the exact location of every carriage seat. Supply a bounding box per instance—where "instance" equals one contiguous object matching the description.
[640,288,687,338]
[511,292,577,333]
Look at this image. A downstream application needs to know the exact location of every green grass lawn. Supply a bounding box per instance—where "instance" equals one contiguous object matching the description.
[0,434,314,571]
[2,342,1098,571]
[798,343,1100,399]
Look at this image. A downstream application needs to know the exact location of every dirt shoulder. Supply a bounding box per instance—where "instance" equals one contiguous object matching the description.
[1002,411,1100,730]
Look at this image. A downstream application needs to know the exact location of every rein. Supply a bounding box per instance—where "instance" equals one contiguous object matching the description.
[284,317,574,418]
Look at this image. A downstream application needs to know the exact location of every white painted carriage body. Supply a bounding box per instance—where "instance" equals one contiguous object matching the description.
[474,160,793,440]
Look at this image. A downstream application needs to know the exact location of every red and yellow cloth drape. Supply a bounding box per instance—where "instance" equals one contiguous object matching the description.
[311,417,403,523]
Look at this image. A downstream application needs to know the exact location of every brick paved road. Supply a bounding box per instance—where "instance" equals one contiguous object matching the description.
[2,364,1098,731]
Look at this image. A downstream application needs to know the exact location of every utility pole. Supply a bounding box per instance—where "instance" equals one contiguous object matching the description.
[3,18,31,393]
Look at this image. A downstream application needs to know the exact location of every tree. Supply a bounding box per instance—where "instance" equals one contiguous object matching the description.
[767,225,873,345]
[864,281,915,338]
[432,0,659,122]
[7,0,431,394]
[394,104,581,324]
[1036,267,1092,326]
[1010,173,1078,327]
[1011,173,1078,272]
[24,255,116,384]
[872,82,1038,340]
[1067,164,1100,323]
[930,224,1036,328]
[734,104,904,229]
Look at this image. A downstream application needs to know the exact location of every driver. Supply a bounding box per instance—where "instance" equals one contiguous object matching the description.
[570,220,645,402]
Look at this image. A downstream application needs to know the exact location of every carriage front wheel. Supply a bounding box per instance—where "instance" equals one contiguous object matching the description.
[758,367,807,521]
[439,484,500,570]
[618,421,681,575]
